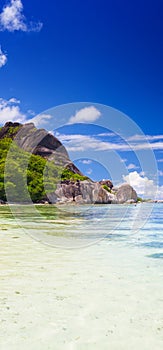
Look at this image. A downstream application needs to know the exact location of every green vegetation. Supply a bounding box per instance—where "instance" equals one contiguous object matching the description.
[137,196,143,202]
[0,136,86,203]
[102,184,111,193]
[0,137,60,202]
[61,168,88,182]
[7,126,21,137]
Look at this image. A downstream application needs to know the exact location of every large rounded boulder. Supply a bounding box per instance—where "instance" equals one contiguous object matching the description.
[116,184,137,204]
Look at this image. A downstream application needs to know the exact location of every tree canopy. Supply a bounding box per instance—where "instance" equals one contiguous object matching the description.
[0,136,86,203]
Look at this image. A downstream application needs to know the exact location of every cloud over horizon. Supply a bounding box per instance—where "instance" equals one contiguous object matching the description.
[0,0,43,32]
[123,171,163,200]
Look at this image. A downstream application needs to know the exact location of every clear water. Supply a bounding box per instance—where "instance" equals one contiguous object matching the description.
[1,202,163,254]
[0,203,163,350]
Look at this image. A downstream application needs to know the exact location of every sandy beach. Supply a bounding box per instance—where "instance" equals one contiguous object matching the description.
[0,204,163,350]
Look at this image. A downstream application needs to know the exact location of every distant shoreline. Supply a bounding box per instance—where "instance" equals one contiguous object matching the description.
[0,200,163,206]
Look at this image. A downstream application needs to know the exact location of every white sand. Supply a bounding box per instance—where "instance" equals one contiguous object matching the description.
[0,227,163,350]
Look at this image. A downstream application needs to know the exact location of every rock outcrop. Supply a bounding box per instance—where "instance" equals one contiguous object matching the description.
[99,179,113,189]
[115,184,137,204]
[0,121,21,139]
[53,180,115,204]
[2,122,70,166]
[50,180,137,205]
[0,122,82,174]
[0,121,68,162]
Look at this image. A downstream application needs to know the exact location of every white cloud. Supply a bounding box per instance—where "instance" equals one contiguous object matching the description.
[133,141,163,151]
[139,171,145,176]
[123,171,163,200]
[58,133,118,152]
[57,132,163,153]
[97,132,115,137]
[126,134,163,151]
[68,106,101,124]
[58,133,134,152]
[127,134,163,141]
[0,0,43,32]
[120,158,127,163]
[0,97,26,124]
[158,170,163,177]
[127,163,139,170]
[86,168,93,175]
[0,98,52,127]
[30,113,52,127]
[0,46,7,67]
[79,159,92,164]
[27,109,35,116]
[157,159,163,163]
[9,97,20,104]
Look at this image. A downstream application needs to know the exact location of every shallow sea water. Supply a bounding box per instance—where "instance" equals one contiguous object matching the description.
[0,203,163,349]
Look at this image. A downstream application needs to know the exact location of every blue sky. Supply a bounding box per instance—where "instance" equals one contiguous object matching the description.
[0,0,163,198]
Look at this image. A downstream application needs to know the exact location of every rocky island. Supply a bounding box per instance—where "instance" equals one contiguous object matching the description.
[0,122,137,205]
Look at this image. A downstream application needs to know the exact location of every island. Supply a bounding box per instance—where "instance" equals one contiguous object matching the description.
[0,121,138,205]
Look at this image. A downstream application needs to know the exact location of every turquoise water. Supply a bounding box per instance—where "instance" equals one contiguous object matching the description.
[1,203,163,254]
